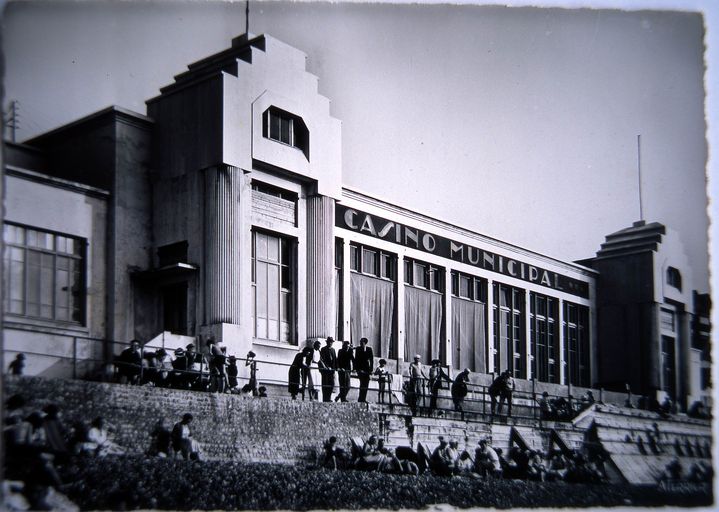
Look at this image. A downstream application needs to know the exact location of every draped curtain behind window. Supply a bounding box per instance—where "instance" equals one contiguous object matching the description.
[404,287,443,362]
[350,273,394,358]
[451,298,486,372]
[334,268,341,340]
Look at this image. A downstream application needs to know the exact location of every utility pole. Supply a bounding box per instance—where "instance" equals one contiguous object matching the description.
[245,0,250,35]
[4,100,19,143]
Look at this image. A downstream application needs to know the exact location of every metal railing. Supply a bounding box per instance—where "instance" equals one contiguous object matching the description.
[3,331,631,423]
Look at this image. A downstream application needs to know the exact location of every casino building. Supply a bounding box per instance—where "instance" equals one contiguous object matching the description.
[2,34,710,409]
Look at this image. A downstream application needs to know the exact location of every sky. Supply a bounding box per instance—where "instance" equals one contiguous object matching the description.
[1,0,714,295]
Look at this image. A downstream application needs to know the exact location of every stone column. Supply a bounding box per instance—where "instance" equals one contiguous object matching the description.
[525,289,533,380]
[486,279,495,374]
[396,254,405,362]
[444,267,452,367]
[306,194,335,339]
[204,165,242,325]
[558,300,566,385]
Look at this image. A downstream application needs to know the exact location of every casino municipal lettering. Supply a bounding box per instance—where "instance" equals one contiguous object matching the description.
[2,33,710,411]
[338,205,589,298]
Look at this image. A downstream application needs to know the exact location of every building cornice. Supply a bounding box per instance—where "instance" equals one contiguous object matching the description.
[27,106,154,145]
[6,165,110,199]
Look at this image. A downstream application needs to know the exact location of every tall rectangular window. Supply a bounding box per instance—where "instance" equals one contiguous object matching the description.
[530,293,559,383]
[492,283,525,378]
[252,230,294,343]
[3,223,84,324]
[334,238,343,340]
[451,271,487,372]
[349,243,396,358]
[659,307,677,397]
[563,302,590,387]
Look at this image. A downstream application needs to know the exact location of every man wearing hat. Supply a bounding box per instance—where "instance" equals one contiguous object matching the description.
[475,438,502,479]
[335,341,354,402]
[428,359,452,411]
[354,337,374,403]
[117,339,143,384]
[154,348,173,387]
[319,337,337,402]
[171,347,189,388]
[408,355,427,415]
[187,343,209,389]
[430,436,451,475]
[451,368,471,412]
[8,353,26,376]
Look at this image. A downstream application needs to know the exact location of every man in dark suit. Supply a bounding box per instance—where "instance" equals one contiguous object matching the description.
[354,337,374,403]
[117,339,143,384]
[335,341,354,402]
[319,337,337,402]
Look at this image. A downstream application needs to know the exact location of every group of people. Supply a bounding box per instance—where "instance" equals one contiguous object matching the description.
[536,390,595,421]
[286,338,479,416]
[660,457,714,486]
[146,413,202,460]
[287,337,375,402]
[405,357,472,416]
[320,433,609,484]
[3,396,133,509]
[114,338,265,396]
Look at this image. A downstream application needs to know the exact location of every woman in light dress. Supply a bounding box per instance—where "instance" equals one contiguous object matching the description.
[308,341,322,401]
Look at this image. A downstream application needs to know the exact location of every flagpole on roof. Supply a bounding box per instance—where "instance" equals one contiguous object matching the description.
[637,134,644,222]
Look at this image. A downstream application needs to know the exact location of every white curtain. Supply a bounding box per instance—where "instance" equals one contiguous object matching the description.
[451,297,486,372]
[404,287,443,362]
[334,268,341,340]
[350,273,394,358]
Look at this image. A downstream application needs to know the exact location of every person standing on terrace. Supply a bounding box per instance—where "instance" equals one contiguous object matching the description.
[335,341,354,402]
[354,338,374,403]
[319,337,338,402]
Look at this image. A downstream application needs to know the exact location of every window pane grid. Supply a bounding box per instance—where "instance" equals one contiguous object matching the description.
[530,293,558,383]
[253,231,294,343]
[3,223,84,324]
[563,302,590,387]
[405,257,443,292]
[493,282,525,379]
[349,242,396,281]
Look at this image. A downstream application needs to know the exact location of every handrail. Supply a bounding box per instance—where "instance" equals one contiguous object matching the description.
[4,336,619,423]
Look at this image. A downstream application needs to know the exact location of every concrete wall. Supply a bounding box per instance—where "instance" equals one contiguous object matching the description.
[5,376,377,464]
[4,174,109,377]
[593,252,656,393]
[110,118,154,344]
[146,34,342,358]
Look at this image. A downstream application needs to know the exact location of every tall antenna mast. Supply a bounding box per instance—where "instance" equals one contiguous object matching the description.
[636,134,644,222]
[245,0,250,35]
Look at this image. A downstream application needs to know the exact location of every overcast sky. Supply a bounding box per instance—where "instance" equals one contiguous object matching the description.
[2,0,713,294]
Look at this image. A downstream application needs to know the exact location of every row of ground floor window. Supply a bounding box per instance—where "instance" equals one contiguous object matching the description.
[251,231,591,387]
[2,222,590,388]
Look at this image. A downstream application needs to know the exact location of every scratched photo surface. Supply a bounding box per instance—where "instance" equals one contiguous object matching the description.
[1,0,714,510]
